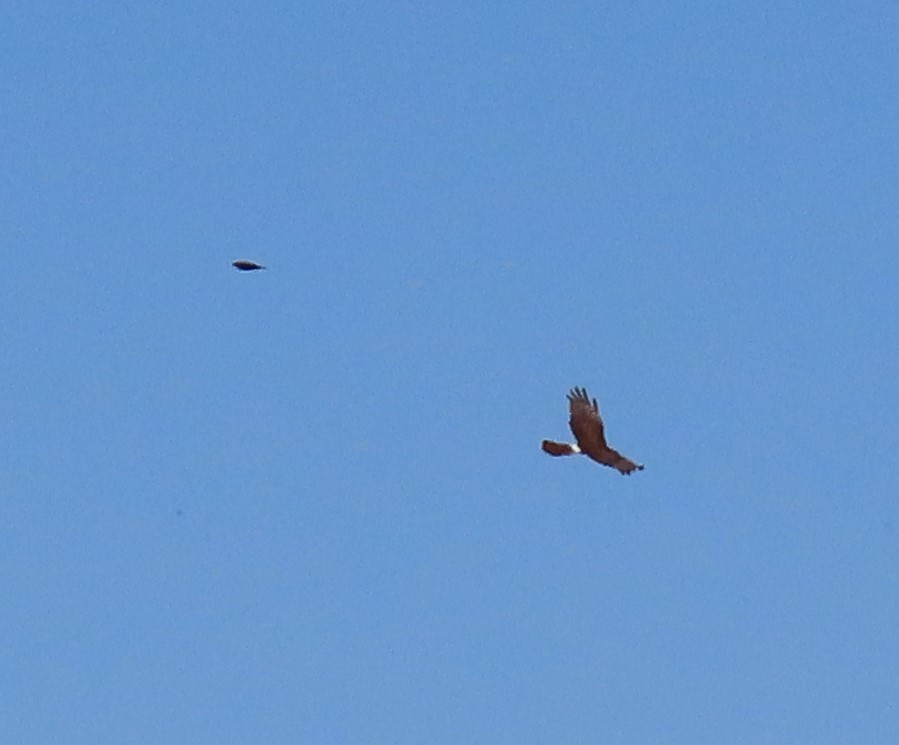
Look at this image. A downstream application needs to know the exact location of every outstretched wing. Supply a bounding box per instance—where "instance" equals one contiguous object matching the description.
[589,448,644,475]
[567,387,607,452]
[568,387,644,475]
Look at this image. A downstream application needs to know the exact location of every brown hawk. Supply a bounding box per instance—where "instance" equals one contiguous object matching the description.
[542,387,644,475]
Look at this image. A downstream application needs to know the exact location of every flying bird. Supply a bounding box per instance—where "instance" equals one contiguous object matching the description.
[542,387,644,475]
[232,260,266,271]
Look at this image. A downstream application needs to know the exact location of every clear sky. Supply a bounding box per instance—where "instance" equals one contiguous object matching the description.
[3,2,898,743]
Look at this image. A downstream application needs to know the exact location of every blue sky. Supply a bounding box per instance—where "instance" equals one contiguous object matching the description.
[2,2,898,742]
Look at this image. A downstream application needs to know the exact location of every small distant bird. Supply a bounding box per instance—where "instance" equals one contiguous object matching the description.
[232,260,266,271]
[542,387,644,475]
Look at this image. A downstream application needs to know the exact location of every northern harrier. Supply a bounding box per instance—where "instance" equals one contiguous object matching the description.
[232,260,266,271]
[542,387,644,475]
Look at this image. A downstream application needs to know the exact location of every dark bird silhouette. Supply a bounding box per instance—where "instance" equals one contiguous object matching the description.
[232,260,266,271]
[542,387,644,475]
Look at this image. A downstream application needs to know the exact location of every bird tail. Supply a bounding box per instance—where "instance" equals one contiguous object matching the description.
[541,440,581,457]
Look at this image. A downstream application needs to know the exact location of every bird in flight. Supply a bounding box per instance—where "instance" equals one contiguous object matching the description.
[542,387,644,475]
[232,260,266,271]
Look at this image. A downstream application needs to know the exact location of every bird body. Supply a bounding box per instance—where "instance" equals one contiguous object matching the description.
[542,387,644,475]
[232,260,266,271]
